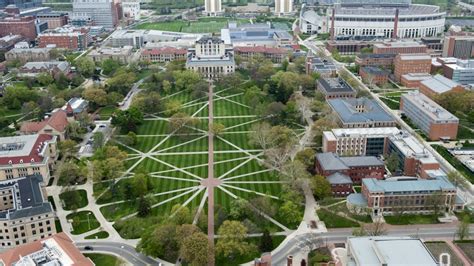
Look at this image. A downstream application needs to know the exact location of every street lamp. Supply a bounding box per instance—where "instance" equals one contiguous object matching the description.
[87,212,91,230]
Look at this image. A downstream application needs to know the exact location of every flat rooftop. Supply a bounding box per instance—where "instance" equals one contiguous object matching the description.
[401,72,431,81]
[328,97,396,124]
[388,132,438,164]
[362,176,455,193]
[374,41,426,48]
[420,74,463,94]
[348,236,438,266]
[401,91,459,122]
[397,53,432,61]
[329,127,400,138]
[319,78,356,94]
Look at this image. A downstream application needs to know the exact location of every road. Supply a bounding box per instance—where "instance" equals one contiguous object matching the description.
[271,224,474,265]
[119,78,146,110]
[77,241,171,266]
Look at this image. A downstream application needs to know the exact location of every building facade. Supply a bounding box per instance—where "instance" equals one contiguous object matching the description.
[0,16,37,41]
[36,13,68,30]
[141,47,187,63]
[359,66,389,85]
[20,110,70,141]
[442,35,474,59]
[122,0,140,20]
[418,74,465,98]
[355,53,395,68]
[72,0,118,29]
[0,134,57,182]
[373,41,427,54]
[0,175,56,248]
[275,0,293,16]
[234,46,288,63]
[393,53,432,81]
[317,77,356,99]
[400,73,432,88]
[38,31,88,50]
[4,46,52,62]
[88,46,133,64]
[186,37,235,79]
[204,0,222,16]
[444,59,474,85]
[400,91,459,140]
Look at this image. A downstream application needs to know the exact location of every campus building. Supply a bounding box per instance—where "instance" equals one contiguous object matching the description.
[88,46,133,64]
[355,53,395,68]
[186,36,235,79]
[400,72,432,88]
[443,59,474,85]
[347,173,461,217]
[394,53,432,82]
[0,175,56,248]
[442,35,474,59]
[274,0,293,16]
[418,74,465,98]
[20,110,70,141]
[315,152,385,184]
[141,47,187,63]
[328,0,445,39]
[38,30,88,51]
[328,98,397,128]
[36,13,68,30]
[316,77,356,99]
[299,9,327,35]
[0,16,37,41]
[204,0,222,16]
[221,23,295,48]
[234,46,288,63]
[0,134,58,182]
[359,66,389,85]
[322,127,401,157]
[306,54,337,77]
[122,0,140,20]
[0,232,93,265]
[373,41,427,55]
[17,61,71,78]
[72,0,118,29]
[400,91,459,141]
[4,45,53,63]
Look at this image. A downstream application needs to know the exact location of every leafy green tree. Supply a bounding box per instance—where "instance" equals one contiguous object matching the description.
[295,148,316,169]
[111,107,144,133]
[311,175,332,199]
[191,80,208,99]
[279,201,302,227]
[138,224,179,261]
[2,86,39,109]
[58,140,77,159]
[133,173,149,197]
[386,153,399,173]
[447,171,469,190]
[58,161,81,185]
[457,214,471,240]
[107,69,137,95]
[82,87,108,107]
[180,232,210,266]
[124,131,137,146]
[243,85,267,107]
[167,112,200,135]
[210,123,225,136]
[162,80,172,93]
[259,229,273,252]
[92,132,104,149]
[37,72,54,86]
[216,221,253,260]
[170,204,191,225]
[75,57,95,77]
[132,91,162,113]
[137,196,151,217]
[55,73,70,89]
[101,58,122,75]
[176,224,201,247]
[163,99,182,116]
[173,70,201,90]
[229,198,249,220]
[270,71,301,103]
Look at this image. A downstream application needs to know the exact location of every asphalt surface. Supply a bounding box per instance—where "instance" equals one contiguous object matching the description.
[76,241,170,266]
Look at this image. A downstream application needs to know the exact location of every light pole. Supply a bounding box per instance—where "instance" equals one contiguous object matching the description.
[87,212,91,230]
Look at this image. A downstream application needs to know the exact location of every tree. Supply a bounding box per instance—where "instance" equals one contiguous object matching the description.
[457,215,470,240]
[180,232,210,265]
[82,87,108,107]
[21,101,39,119]
[174,70,201,90]
[259,229,273,253]
[176,224,201,247]
[58,161,81,185]
[163,99,182,116]
[101,58,121,75]
[75,57,95,77]
[132,91,162,113]
[216,221,253,260]
[124,131,137,146]
[170,204,191,225]
[243,85,267,107]
[229,198,249,220]
[447,171,469,190]
[37,72,54,86]
[311,175,332,199]
[133,173,149,197]
[270,71,301,103]
[92,132,104,149]
[363,220,387,236]
[295,148,316,170]
[216,72,243,91]
[107,69,137,95]
[58,140,77,159]
[210,123,225,136]
[137,196,151,217]
[279,201,302,227]
[168,112,200,135]
[2,86,39,110]
[385,153,399,173]
[249,122,273,150]
[191,80,208,99]
[111,107,144,133]
[138,224,179,261]
[424,191,445,217]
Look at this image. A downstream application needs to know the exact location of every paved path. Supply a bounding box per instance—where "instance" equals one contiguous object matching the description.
[446,240,472,265]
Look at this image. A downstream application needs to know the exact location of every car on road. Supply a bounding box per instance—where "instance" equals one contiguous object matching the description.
[84,246,94,251]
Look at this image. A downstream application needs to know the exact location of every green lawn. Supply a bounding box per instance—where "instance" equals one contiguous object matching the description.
[384,214,439,225]
[455,240,474,262]
[134,18,249,33]
[84,253,123,266]
[135,21,187,31]
[55,219,63,233]
[425,241,464,266]
[85,231,109,239]
[59,190,88,211]
[66,211,100,234]
[432,145,474,184]
[97,106,117,120]
[316,209,360,228]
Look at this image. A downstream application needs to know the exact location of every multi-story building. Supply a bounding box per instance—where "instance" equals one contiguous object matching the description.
[355,53,395,68]
[328,97,397,128]
[394,53,432,82]
[38,31,88,50]
[72,0,118,29]
[400,91,459,141]
[122,0,140,20]
[299,9,327,35]
[36,13,68,30]
[421,37,443,55]
[0,34,23,53]
[322,127,401,157]
[0,232,94,265]
[418,74,465,98]
[387,132,440,178]
[274,0,293,16]
[88,46,133,64]
[442,35,474,59]
[234,46,288,63]
[18,61,71,78]
[0,134,58,182]
[317,77,356,99]
[306,54,337,77]
[444,59,474,85]
[204,0,222,16]
[315,152,385,184]
[0,175,56,248]
[20,110,70,141]
[400,72,432,88]
[0,16,37,41]
[326,40,375,55]
[348,174,459,216]
[186,36,235,79]
[221,23,295,48]
[373,41,427,55]
[4,46,52,62]
[141,47,187,63]
[0,0,41,9]
[359,66,389,85]
[328,0,445,39]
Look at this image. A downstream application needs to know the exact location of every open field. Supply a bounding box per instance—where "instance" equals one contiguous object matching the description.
[135,18,250,33]
[66,211,100,235]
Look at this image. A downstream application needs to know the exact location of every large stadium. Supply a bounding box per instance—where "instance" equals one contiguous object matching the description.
[301,0,446,39]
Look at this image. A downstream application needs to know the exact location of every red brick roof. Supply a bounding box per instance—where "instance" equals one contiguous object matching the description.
[0,233,94,266]
[20,110,69,134]
[234,46,287,54]
[142,47,187,55]
[0,134,53,165]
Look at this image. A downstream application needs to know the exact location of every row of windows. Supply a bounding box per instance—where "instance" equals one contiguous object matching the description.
[335,15,443,22]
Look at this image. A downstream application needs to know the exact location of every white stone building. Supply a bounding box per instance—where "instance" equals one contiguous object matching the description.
[186,37,235,79]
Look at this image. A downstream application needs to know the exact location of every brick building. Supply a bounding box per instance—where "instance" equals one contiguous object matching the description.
[0,16,37,41]
[326,172,353,197]
[400,73,432,88]
[36,13,68,29]
[394,53,432,82]
[316,77,356,99]
[355,53,395,68]
[328,98,397,128]
[315,152,385,184]
[373,41,428,55]
[442,35,474,59]
[418,74,465,99]
[5,46,52,62]
[305,55,337,77]
[400,91,459,141]
[141,47,187,63]
[38,31,88,50]
[234,46,288,63]
[20,110,70,141]
[359,66,389,85]
[325,40,375,55]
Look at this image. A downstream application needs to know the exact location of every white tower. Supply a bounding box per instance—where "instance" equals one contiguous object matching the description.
[274,0,293,16]
[204,0,222,17]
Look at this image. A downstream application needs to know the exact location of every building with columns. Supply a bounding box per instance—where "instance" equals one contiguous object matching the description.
[274,0,293,16]
[204,0,222,16]
[186,36,235,79]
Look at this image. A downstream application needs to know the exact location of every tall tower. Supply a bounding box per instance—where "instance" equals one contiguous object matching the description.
[204,0,222,17]
[274,0,293,16]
